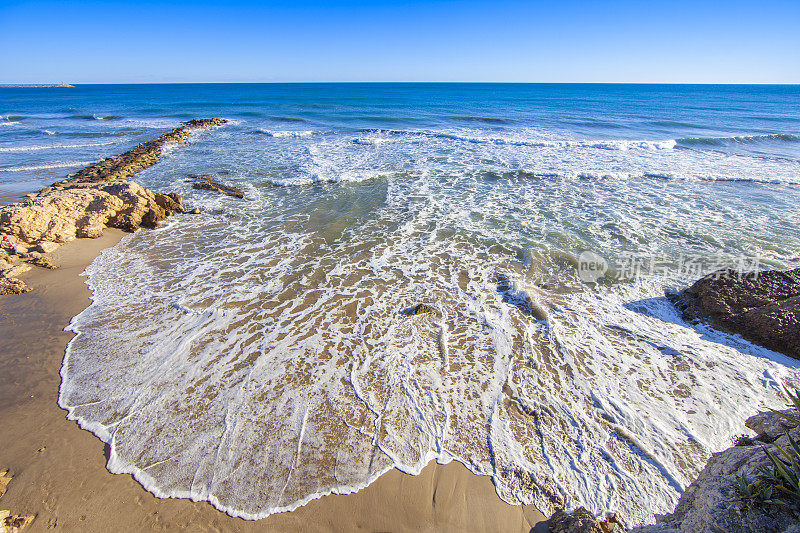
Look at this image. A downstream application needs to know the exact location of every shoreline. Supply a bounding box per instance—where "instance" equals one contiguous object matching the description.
[0,226,547,531]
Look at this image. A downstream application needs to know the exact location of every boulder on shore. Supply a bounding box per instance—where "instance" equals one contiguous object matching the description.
[673,268,800,359]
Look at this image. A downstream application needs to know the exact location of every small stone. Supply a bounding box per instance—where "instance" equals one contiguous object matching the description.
[549,507,604,533]
[189,208,202,215]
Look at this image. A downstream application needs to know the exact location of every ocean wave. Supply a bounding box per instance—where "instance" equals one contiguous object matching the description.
[0,160,93,172]
[272,116,308,123]
[677,133,800,146]
[481,169,800,185]
[432,131,678,151]
[68,114,122,121]
[453,116,512,124]
[256,129,321,138]
[648,120,711,129]
[0,141,116,153]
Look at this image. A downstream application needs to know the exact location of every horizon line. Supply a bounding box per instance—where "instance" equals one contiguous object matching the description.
[2,81,799,86]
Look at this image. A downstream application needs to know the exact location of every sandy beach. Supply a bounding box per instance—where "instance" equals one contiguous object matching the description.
[0,230,547,532]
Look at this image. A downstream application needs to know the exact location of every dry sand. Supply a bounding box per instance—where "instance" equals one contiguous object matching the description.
[0,230,548,532]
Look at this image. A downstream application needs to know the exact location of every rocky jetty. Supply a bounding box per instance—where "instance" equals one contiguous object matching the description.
[0,118,227,294]
[61,118,227,185]
[674,268,800,359]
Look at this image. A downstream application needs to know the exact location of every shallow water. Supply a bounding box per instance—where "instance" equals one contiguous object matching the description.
[3,84,800,525]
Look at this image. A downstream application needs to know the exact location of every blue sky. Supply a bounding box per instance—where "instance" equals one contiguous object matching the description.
[2,0,798,83]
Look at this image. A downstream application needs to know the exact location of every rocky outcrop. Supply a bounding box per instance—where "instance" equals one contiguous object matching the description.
[190,174,244,198]
[0,118,227,295]
[0,181,178,243]
[674,268,800,359]
[0,510,34,533]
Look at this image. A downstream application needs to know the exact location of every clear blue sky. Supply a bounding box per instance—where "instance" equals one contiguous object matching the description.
[2,0,798,83]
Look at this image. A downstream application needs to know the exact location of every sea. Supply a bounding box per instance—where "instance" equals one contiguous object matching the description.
[1,83,799,526]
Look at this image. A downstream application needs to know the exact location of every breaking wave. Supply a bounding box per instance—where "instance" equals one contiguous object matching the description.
[677,133,800,146]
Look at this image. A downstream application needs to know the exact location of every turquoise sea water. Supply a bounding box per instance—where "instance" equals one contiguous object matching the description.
[2,84,800,525]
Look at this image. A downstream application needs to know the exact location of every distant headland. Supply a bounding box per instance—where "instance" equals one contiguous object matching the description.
[0,83,74,88]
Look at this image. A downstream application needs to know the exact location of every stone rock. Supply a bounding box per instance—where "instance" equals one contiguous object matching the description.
[154,192,184,213]
[0,470,10,498]
[634,409,800,533]
[674,268,800,359]
[61,119,227,185]
[25,255,57,270]
[3,264,31,278]
[190,174,245,198]
[189,207,202,215]
[400,303,436,316]
[745,410,799,443]
[549,507,605,533]
[34,241,59,254]
[0,276,29,295]
[0,509,35,532]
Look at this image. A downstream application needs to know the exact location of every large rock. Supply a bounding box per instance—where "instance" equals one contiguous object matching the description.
[0,276,29,295]
[0,180,172,243]
[674,268,800,359]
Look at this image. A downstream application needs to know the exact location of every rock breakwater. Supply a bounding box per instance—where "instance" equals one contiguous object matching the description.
[0,118,227,294]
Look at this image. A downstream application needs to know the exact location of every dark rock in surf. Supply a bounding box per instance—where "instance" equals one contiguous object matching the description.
[400,303,434,316]
[548,507,618,533]
[154,192,185,213]
[190,174,245,199]
[673,268,800,359]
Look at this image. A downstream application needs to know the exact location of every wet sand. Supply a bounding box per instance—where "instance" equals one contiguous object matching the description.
[0,230,547,532]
